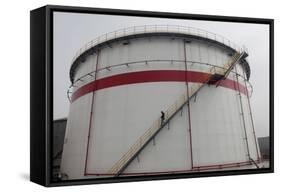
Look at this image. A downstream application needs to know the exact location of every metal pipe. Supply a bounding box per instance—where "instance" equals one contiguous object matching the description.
[242,70,260,162]
[184,41,194,169]
[234,65,251,161]
[84,50,100,176]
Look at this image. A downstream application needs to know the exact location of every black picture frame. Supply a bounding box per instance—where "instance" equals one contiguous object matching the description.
[30,5,274,187]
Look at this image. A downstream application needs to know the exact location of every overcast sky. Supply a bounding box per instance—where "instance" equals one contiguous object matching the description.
[53,12,269,137]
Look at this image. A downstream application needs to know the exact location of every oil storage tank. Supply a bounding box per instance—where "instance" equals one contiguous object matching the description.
[60,25,261,180]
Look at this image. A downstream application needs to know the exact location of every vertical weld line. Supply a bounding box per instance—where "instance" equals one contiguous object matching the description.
[184,41,194,169]
[84,50,100,175]
[242,70,260,162]
[234,66,250,161]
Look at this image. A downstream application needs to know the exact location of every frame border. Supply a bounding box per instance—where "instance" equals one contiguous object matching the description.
[30,4,274,187]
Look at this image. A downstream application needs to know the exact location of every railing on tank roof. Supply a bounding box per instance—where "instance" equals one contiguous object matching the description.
[67,60,253,101]
[70,25,248,66]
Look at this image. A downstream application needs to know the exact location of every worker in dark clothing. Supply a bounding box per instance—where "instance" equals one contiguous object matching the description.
[161,111,165,125]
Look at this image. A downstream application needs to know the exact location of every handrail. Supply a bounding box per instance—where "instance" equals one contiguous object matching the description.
[249,157,260,169]
[70,25,244,68]
[67,59,253,101]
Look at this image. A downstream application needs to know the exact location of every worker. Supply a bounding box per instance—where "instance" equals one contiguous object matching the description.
[161,111,165,124]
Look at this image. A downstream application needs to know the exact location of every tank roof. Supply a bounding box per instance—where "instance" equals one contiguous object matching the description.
[69,25,250,83]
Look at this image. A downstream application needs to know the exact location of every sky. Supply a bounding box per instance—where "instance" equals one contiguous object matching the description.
[53,12,270,137]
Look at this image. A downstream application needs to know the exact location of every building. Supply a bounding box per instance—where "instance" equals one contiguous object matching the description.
[52,118,67,180]
[258,136,270,160]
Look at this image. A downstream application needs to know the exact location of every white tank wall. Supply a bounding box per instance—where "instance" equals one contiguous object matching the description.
[60,93,92,178]
[237,73,261,160]
[98,37,185,80]
[73,54,98,91]
[61,35,259,179]
[87,82,187,173]
[190,80,248,166]
[72,37,236,84]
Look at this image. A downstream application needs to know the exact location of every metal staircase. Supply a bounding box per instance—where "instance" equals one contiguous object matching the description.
[107,51,247,176]
[209,51,248,85]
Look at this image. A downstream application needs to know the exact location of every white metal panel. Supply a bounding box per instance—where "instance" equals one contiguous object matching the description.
[72,54,97,91]
[86,82,187,173]
[60,93,92,179]
[237,73,259,161]
[207,45,217,66]
[199,42,210,64]
[190,84,248,166]
[97,37,185,79]
[98,37,184,67]
[228,72,249,163]
[125,105,191,173]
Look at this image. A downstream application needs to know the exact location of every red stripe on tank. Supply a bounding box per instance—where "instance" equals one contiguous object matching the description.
[71,70,247,102]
